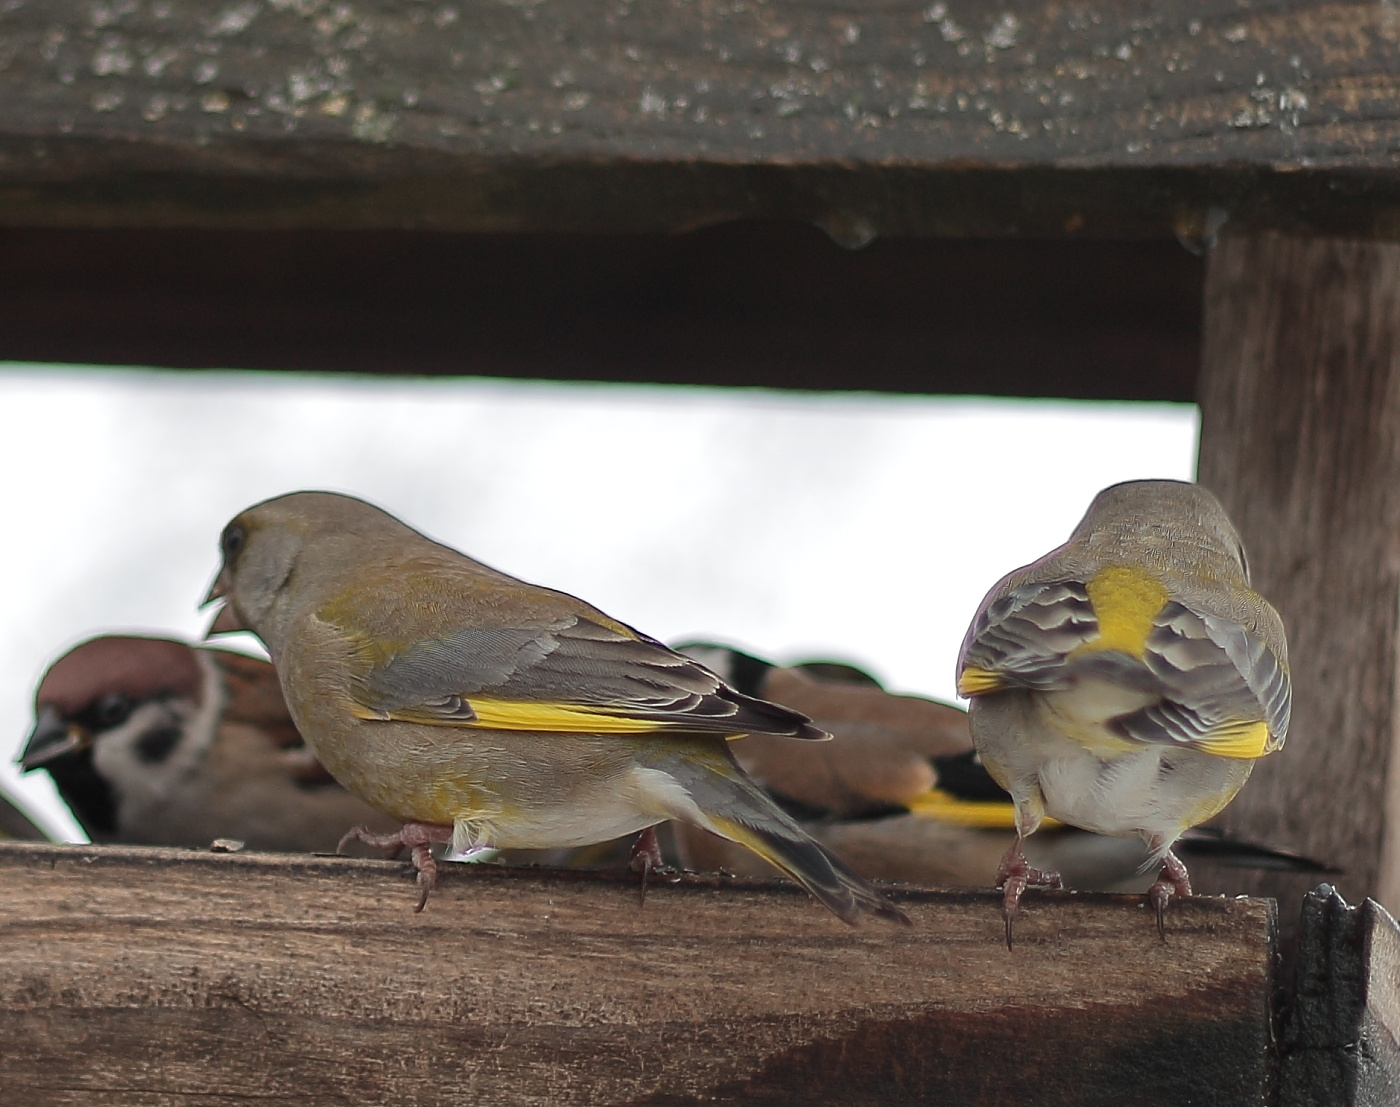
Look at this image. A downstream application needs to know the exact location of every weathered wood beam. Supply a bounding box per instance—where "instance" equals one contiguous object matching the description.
[0,1,1396,237]
[0,840,1277,1106]
[1195,234,1400,915]
[1280,885,1400,1106]
[0,226,1203,397]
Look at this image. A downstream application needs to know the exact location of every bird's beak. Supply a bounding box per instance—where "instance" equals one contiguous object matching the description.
[201,568,245,638]
[19,705,90,770]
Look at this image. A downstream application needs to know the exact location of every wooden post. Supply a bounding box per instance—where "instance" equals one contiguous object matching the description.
[1196,234,1400,913]
[1280,885,1400,1105]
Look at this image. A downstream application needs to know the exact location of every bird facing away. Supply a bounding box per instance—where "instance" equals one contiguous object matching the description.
[956,480,1290,945]
[673,644,1324,892]
[203,491,908,925]
[19,635,399,851]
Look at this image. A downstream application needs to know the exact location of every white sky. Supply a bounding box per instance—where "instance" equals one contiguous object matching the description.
[0,364,1197,840]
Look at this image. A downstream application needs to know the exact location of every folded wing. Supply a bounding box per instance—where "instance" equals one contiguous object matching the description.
[347,616,827,740]
[959,581,1290,759]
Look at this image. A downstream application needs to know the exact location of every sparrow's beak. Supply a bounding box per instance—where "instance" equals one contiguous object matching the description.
[202,568,245,637]
[19,705,90,770]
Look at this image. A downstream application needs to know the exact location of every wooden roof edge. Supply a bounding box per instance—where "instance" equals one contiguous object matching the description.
[3,158,1399,240]
[0,0,1397,238]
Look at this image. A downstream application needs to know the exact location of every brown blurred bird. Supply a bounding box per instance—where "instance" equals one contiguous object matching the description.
[19,635,398,851]
[672,644,1328,892]
[203,491,907,925]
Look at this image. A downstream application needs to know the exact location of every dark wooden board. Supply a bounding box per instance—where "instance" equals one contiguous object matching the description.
[0,840,1277,1106]
[0,225,1203,397]
[0,0,1397,236]
[1280,885,1400,1107]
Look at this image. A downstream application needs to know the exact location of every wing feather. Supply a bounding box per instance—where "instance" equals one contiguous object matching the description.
[1117,602,1290,755]
[959,581,1098,693]
[350,616,824,740]
[961,583,1290,758]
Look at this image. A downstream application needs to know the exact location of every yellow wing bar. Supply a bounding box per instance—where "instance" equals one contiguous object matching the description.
[957,667,1005,696]
[1195,719,1273,760]
[905,788,1062,830]
[355,696,751,738]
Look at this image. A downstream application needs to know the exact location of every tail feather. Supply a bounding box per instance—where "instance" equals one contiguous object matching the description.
[708,814,910,926]
[649,743,910,926]
[1177,826,1340,874]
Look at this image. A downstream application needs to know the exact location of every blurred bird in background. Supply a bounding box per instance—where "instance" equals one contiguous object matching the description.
[957,480,1291,943]
[18,635,398,851]
[202,491,907,925]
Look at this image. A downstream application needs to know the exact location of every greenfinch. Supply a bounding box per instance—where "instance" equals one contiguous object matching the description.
[204,491,907,925]
[956,479,1290,944]
[673,643,1323,891]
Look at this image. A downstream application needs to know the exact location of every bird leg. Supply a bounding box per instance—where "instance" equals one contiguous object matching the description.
[1147,847,1192,940]
[629,825,667,907]
[994,836,1062,950]
[338,822,454,913]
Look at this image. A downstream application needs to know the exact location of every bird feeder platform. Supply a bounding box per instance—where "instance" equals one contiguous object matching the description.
[0,840,1394,1106]
[6,7,1400,1096]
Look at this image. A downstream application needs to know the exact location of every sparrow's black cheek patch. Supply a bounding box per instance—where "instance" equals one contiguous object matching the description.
[47,748,117,836]
[134,726,183,764]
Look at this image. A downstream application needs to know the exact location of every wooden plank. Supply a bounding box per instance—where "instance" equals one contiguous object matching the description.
[1195,234,1400,915]
[1280,885,1400,1106]
[0,0,1396,236]
[0,840,1276,1106]
[0,226,1203,398]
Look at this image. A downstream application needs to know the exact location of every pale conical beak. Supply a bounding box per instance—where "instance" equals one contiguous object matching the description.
[201,568,246,637]
[20,705,89,770]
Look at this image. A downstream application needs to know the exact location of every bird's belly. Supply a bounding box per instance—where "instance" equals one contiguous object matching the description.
[305,721,670,849]
[475,802,660,851]
[1035,741,1249,840]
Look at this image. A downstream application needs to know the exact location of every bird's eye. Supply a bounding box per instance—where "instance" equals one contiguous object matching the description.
[94,693,132,729]
[221,524,246,562]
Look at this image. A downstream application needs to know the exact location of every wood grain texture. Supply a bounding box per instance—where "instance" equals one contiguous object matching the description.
[0,840,1277,1106]
[1280,885,1400,1106]
[0,0,1397,235]
[1196,233,1400,916]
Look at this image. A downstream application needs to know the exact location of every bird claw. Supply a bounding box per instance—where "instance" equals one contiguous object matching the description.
[629,826,673,908]
[1147,849,1192,941]
[338,822,454,912]
[994,839,1061,951]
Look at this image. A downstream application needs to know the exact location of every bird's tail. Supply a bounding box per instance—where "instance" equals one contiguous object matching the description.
[644,741,910,926]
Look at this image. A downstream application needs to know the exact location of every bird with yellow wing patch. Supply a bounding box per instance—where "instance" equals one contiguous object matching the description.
[204,491,907,926]
[956,479,1290,946]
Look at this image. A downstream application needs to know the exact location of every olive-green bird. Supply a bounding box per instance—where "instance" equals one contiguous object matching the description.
[203,491,908,926]
[955,480,1290,945]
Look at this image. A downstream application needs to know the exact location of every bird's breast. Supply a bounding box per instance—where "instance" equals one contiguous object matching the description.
[1035,741,1252,840]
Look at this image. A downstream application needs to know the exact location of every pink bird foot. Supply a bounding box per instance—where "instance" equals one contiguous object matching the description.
[629,825,668,907]
[995,838,1062,950]
[339,821,454,912]
[1147,848,1192,940]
